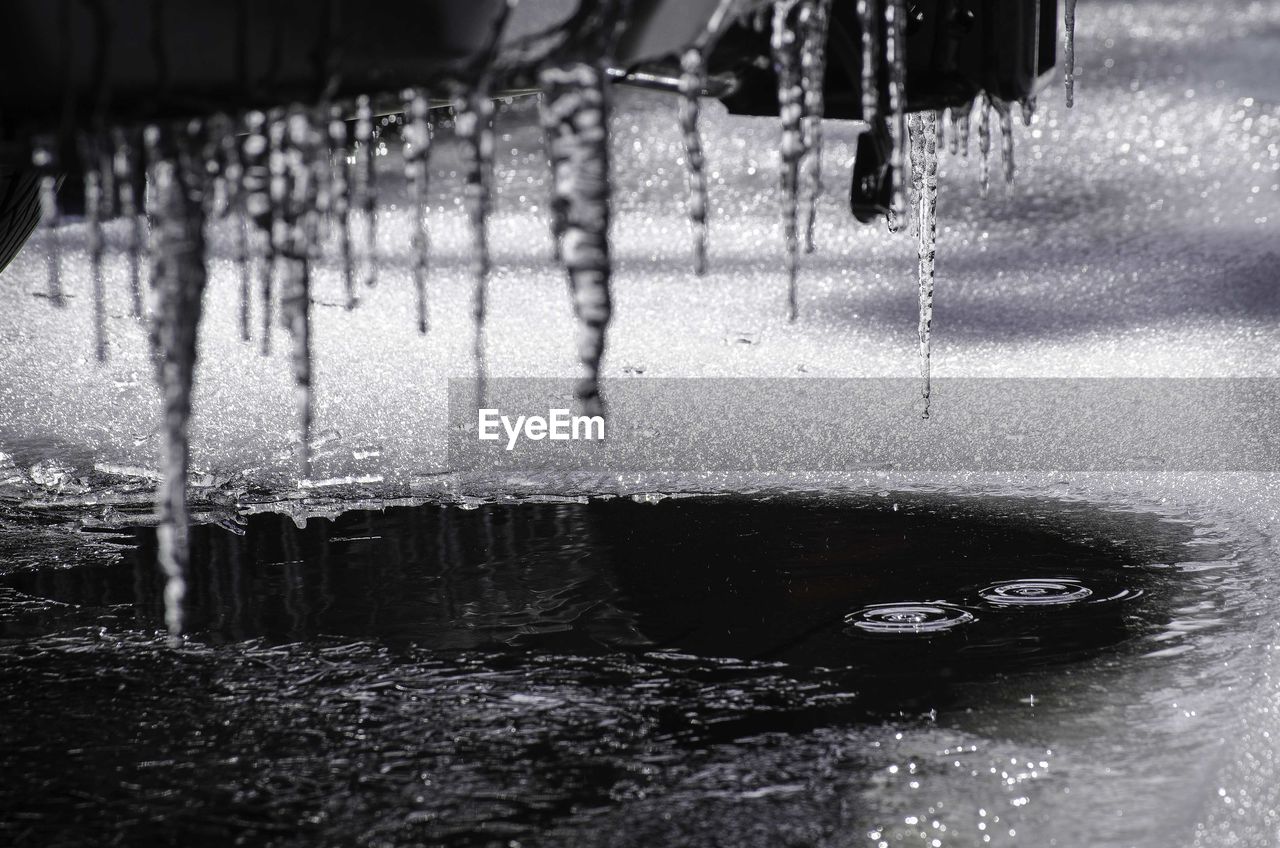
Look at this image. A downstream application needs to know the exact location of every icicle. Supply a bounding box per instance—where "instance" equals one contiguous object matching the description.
[800,0,832,253]
[32,138,64,306]
[144,122,210,642]
[265,110,289,354]
[241,111,273,352]
[403,88,433,333]
[539,62,613,416]
[977,93,991,198]
[907,112,924,238]
[279,109,319,480]
[538,93,567,262]
[884,0,909,227]
[947,108,960,156]
[454,86,496,400]
[1064,0,1078,107]
[354,94,377,288]
[995,98,1015,184]
[677,48,709,276]
[956,107,970,158]
[80,134,108,361]
[856,0,880,126]
[111,127,144,317]
[327,104,356,308]
[937,108,947,150]
[912,111,938,419]
[771,0,805,320]
[215,121,251,341]
[1023,0,1040,127]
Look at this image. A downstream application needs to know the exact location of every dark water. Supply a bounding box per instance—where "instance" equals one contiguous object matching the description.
[0,494,1235,846]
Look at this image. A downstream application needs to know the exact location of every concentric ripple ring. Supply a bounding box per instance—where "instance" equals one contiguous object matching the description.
[843,603,976,635]
[979,579,1093,607]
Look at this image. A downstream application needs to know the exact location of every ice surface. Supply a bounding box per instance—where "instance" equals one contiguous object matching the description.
[2,3,1280,753]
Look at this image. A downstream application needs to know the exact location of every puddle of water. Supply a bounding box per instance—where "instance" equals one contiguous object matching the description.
[0,493,1259,846]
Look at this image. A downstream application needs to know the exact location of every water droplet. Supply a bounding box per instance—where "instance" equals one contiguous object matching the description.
[979,579,1093,607]
[844,602,975,634]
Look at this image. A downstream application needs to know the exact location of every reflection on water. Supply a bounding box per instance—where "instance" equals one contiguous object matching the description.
[0,494,1251,846]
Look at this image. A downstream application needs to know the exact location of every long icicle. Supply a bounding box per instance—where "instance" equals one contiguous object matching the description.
[354,94,377,288]
[241,111,273,353]
[857,0,880,126]
[977,92,991,198]
[771,0,805,321]
[215,120,251,341]
[112,127,145,317]
[538,92,567,262]
[907,111,924,238]
[279,109,318,480]
[994,98,1015,184]
[540,62,613,416]
[454,85,496,402]
[884,0,909,230]
[265,110,289,355]
[32,138,64,306]
[81,134,108,361]
[957,105,970,158]
[1064,0,1078,107]
[327,104,356,308]
[800,0,832,253]
[677,47,709,276]
[914,111,939,419]
[145,122,210,643]
[403,87,433,333]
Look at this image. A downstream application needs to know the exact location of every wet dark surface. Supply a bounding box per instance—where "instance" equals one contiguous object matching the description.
[0,494,1234,846]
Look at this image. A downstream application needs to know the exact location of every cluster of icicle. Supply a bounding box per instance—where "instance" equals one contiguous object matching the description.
[27,0,1081,640]
[672,0,1080,414]
[30,67,615,640]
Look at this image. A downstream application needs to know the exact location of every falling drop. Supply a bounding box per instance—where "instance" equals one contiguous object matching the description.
[977,93,992,198]
[111,127,145,317]
[241,111,273,354]
[354,94,378,288]
[1064,0,1078,107]
[80,134,108,361]
[800,0,831,253]
[856,0,880,126]
[278,109,319,479]
[31,138,64,306]
[771,0,805,320]
[913,110,939,418]
[327,104,356,308]
[144,122,210,642]
[403,87,433,333]
[539,62,613,416]
[677,47,709,276]
[995,98,1015,184]
[884,0,909,225]
[454,86,497,399]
